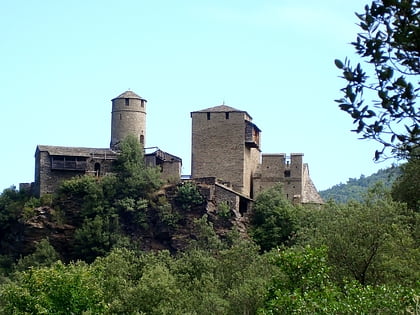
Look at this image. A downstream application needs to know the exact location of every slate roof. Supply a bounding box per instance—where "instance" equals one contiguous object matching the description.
[112,90,146,101]
[145,149,182,163]
[36,145,117,158]
[191,105,252,119]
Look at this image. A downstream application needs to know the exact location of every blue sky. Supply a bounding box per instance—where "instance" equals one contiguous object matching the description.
[0,0,396,192]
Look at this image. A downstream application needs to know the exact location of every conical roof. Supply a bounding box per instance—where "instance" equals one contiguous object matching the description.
[112,90,146,101]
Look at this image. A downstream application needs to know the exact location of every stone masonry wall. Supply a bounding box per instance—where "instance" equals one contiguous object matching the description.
[192,110,257,196]
[111,97,146,148]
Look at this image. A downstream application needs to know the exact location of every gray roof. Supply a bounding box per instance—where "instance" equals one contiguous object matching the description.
[36,145,117,158]
[145,149,182,163]
[112,90,146,101]
[192,105,252,119]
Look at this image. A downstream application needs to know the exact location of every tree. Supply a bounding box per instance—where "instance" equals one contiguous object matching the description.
[251,185,298,252]
[258,246,420,314]
[392,150,420,211]
[335,0,419,160]
[0,261,107,314]
[297,185,419,286]
[113,134,162,199]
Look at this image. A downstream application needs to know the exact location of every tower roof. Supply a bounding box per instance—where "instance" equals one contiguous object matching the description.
[112,90,146,101]
[192,104,252,119]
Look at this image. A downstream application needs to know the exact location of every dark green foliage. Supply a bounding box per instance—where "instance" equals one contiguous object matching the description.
[319,165,401,203]
[174,181,204,211]
[0,187,31,230]
[251,185,298,251]
[113,134,163,199]
[392,153,420,211]
[73,215,129,263]
[14,239,60,272]
[297,185,419,286]
[335,0,419,160]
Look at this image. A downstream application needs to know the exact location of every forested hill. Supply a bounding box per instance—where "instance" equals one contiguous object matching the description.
[319,165,401,203]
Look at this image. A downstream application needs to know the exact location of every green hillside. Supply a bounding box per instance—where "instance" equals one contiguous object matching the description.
[319,166,401,203]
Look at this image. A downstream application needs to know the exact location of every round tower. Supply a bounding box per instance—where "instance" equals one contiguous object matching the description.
[110,90,147,149]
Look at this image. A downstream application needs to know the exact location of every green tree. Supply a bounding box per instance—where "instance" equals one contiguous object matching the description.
[251,185,298,251]
[335,0,419,160]
[392,152,420,211]
[113,134,162,199]
[258,246,420,314]
[0,261,107,314]
[174,181,204,211]
[297,185,419,286]
[14,238,60,272]
[73,215,129,263]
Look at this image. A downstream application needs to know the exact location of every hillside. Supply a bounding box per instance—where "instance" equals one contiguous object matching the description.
[319,165,401,203]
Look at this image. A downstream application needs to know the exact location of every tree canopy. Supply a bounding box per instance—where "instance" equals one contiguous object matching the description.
[335,0,419,160]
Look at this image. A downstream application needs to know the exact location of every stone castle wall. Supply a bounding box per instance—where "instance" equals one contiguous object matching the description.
[191,110,259,197]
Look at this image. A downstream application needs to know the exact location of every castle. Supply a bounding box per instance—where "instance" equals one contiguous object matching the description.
[28,90,323,206]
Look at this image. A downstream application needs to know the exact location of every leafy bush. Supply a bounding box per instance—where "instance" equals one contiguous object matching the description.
[251,185,298,251]
[174,182,204,211]
[0,261,108,314]
[258,246,420,314]
[217,201,231,218]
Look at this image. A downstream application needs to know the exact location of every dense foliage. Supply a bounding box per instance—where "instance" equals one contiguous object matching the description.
[392,151,420,211]
[335,0,419,160]
[319,165,400,202]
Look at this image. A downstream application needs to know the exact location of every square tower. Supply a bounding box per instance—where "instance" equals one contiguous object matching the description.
[191,105,261,197]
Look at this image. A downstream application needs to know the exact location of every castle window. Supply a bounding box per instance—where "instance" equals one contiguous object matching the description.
[120,114,122,120]
[141,100,145,108]
[225,112,229,119]
[284,170,291,177]
[125,98,129,106]
[207,112,211,120]
[140,135,144,145]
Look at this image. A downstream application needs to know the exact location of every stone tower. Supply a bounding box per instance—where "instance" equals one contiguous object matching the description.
[191,105,261,198]
[110,90,147,149]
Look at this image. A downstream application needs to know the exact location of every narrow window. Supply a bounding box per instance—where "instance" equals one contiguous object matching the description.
[140,135,144,145]
[125,98,129,106]
[225,112,229,119]
[284,170,291,177]
[119,113,122,120]
[141,100,145,107]
[207,112,211,120]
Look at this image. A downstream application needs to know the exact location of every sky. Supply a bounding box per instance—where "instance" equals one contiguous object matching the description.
[0,0,397,192]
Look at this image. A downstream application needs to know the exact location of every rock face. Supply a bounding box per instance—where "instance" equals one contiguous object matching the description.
[1,183,251,262]
[24,207,76,258]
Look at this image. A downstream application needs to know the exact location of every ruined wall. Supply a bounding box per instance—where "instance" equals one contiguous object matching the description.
[253,153,304,202]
